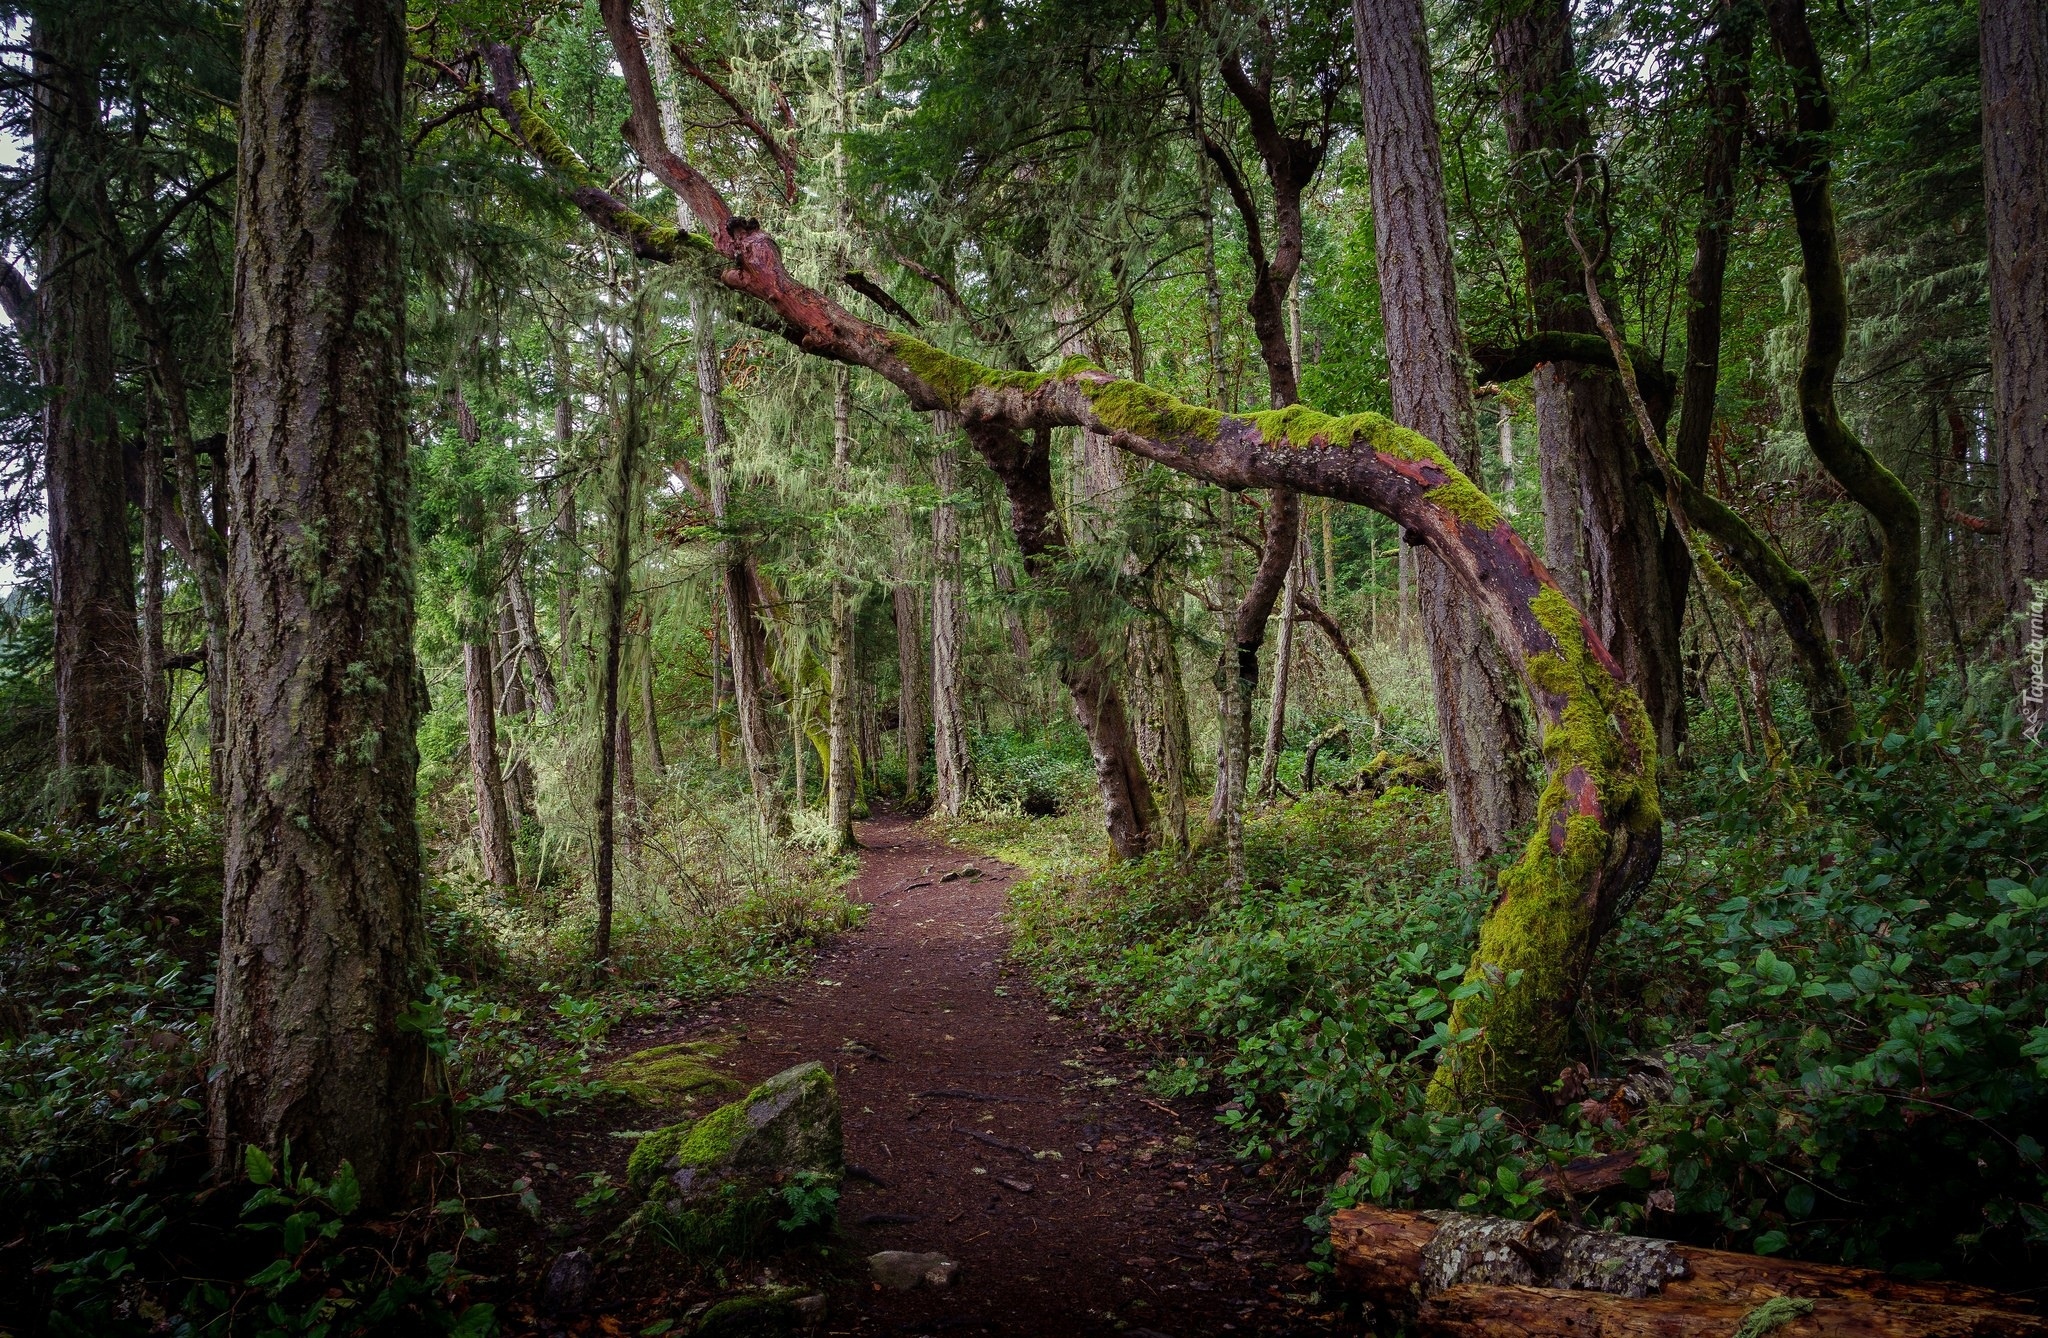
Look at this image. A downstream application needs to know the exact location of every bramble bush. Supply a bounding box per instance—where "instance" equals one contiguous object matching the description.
[1003,708,2048,1283]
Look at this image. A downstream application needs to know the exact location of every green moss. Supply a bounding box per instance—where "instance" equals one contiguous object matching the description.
[694,1288,810,1336]
[1085,379,1224,442]
[609,1039,741,1106]
[629,1099,750,1190]
[886,334,1051,406]
[1053,354,1100,377]
[1423,479,1505,530]
[1430,585,1661,1109]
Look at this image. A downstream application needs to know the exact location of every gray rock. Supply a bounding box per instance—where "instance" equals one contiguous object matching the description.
[789,1293,827,1326]
[867,1250,958,1290]
[539,1247,594,1314]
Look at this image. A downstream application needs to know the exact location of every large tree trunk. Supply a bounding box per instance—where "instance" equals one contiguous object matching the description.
[593,306,647,967]
[1982,0,2048,702]
[211,0,441,1209]
[1492,0,1685,758]
[1355,0,1539,864]
[465,640,518,889]
[1769,0,1923,689]
[33,15,143,814]
[930,424,973,815]
[140,419,168,798]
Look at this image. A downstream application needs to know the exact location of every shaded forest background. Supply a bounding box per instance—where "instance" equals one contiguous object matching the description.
[0,0,2044,1329]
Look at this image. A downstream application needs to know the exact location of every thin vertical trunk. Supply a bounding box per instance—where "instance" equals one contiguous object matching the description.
[711,602,729,768]
[826,368,858,853]
[465,641,518,889]
[1257,551,1301,799]
[640,640,665,774]
[893,578,925,803]
[931,424,972,815]
[1321,498,1337,594]
[507,566,559,714]
[140,417,167,798]
[991,558,1034,671]
[1982,0,2048,683]
[496,593,535,822]
[593,307,645,967]
[1357,0,1544,861]
[212,0,441,1209]
[32,15,143,813]
[1492,0,1684,756]
[1497,403,1518,515]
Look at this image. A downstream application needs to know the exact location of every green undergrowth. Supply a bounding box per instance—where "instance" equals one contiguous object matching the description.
[1005,710,2048,1285]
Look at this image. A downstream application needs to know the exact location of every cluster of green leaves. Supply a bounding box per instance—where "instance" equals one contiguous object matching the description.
[967,723,1098,817]
[1005,707,2047,1281]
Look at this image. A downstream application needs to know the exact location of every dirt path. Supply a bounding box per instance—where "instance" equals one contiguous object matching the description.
[493,815,1347,1336]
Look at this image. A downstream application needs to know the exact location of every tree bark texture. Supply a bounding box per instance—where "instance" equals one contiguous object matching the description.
[930,425,973,816]
[140,420,168,797]
[973,422,1158,859]
[893,577,926,803]
[593,311,646,965]
[212,0,440,1209]
[465,640,517,889]
[1492,0,1685,757]
[497,21,1666,1104]
[1257,549,1301,799]
[1769,0,1924,686]
[640,640,665,773]
[826,369,858,853]
[34,14,143,812]
[507,565,559,714]
[1982,0,2048,662]
[1357,0,1539,863]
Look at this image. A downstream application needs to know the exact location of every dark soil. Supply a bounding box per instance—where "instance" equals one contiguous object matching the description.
[470,816,1353,1336]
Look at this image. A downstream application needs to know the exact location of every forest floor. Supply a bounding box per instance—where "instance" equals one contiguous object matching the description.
[472,814,1353,1337]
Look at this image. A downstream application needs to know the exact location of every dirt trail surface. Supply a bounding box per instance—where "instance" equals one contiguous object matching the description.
[485,816,1347,1336]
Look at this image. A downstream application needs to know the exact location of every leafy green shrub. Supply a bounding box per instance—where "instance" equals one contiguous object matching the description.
[969,725,1094,816]
[1011,712,2048,1282]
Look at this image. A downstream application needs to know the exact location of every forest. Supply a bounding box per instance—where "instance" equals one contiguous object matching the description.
[0,0,2043,1331]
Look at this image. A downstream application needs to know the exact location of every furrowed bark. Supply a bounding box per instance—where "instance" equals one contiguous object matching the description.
[465,640,518,890]
[1981,0,2048,679]
[1491,0,1685,758]
[508,16,1664,1101]
[34,14,144,813]
[1768,0,1923,688]
[213,0,442,1208]
[930,424,973,816]
[1357,0,1539,864]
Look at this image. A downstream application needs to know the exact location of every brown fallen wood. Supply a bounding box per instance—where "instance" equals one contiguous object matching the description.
[1331,1206,2033,1312]
[1414,1284,2048,1338]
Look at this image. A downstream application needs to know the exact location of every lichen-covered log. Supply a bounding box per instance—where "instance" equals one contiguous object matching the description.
[1331,1206,2037,1315]
[1414,1285,2046,1337]
[483,1,1664,1107]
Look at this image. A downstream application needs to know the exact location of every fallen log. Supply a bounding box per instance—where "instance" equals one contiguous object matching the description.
[1415,1283,2047,1337]
[1331,1206,2033,1313]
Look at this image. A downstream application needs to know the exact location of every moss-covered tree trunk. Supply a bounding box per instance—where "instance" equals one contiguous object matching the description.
[1355,0,1539,865]
[212,0,442,1209]
[32,14,143,815]
[1492,0,1686,759]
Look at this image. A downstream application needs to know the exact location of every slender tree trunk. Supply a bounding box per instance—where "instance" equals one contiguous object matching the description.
[1982,0,2048,693]
[465,640,518,889]
[893,578,925,802]
[33,15,143,814]
[1492,0,1685,756]
[826,368,859,853]
[1769,0,1924,690]
[1357,0,1539,863]
[1257,551,1301,799]
[140,417,167,798]
[554,357,579,661]
[507,566,559,714]
[931,423,973,815]
[640,640,665,774]
[593,305,646,967]
[211,0,441,1208]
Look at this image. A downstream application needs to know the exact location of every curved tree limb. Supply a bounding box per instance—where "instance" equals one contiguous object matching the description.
[495,7,1664,1104]
[1767,0,1922,688]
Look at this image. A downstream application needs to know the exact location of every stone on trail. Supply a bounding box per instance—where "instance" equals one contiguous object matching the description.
[867,1250,959,1290]
[686,1285,825,1336]
[539,1247,594,1314]
[626,1061,843,1255]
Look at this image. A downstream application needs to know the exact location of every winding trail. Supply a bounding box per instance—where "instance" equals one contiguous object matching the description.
[591,815,1344,1336]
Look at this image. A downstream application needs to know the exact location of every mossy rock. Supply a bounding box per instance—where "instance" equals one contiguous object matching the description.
[608,1039,742,1106]
[629,1062,843,1258]
[1353,750,1446,795]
